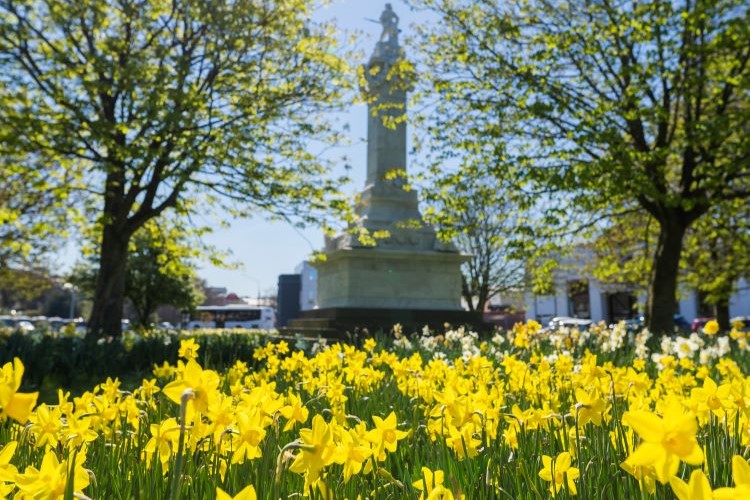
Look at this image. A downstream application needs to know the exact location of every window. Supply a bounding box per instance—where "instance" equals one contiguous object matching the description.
[567,280,590,319]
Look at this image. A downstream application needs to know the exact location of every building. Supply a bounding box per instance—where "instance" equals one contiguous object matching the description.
[296,261,318,311]
[524,251,750,326]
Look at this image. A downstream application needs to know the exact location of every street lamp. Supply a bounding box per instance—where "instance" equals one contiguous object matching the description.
[241,274,262,306]
[62,283,78,319]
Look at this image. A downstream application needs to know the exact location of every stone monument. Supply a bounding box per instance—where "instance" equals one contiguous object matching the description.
[295,5,476,332]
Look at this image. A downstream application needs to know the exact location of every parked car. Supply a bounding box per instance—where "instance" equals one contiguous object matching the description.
[617,314,691,333]
[548,316,593,330]
[15,320,35,333]
[674,314,691,332]
[483,305,525,330]
[731,316,750,331]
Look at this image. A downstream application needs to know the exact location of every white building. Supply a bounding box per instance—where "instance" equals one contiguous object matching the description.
[525,253,750,326]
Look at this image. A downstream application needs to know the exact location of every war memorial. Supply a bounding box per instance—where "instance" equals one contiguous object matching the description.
[293,5,480,333]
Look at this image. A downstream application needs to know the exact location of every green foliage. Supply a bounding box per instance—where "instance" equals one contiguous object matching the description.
[0,160,78,273]
[421,165,528,310]
[0,0,357,336]
[411,0,750,333]
[0,328,268,400]
[124,219,205,327]
[72,215,212,327]
[682,199,750,305]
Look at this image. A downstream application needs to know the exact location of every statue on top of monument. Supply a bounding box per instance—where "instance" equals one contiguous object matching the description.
[379,3,399,45]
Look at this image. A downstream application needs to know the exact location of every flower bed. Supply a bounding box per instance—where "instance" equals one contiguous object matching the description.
[0,320,749,499]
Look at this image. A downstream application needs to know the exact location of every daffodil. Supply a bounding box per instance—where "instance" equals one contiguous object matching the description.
[538,451,580,496]
[364,338,377,352]
[178,338,200,360]
[413,467,458,499]
[230,409,266,464]
[28,403,62,449]
[574,388,607,427]
[62,413,98,449]
[622,402,703,484]
[15,449,90,500]
[366,411,408,461]
[445,423,481,460]
[280,392,309,432]
[162,359,220,414]
[689,377,732,419]
[713,455,750,499]
[0,441,18,490]
[0,358,38,424]
[333,426,372,482]
[669,469,713,500]
[289,414,337,493]
[216,484,257,500]
[142,418,181,472]
[703,320,720,335]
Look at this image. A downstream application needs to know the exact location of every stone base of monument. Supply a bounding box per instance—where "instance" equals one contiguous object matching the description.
[286,307,484,338]
[315,248,468,310]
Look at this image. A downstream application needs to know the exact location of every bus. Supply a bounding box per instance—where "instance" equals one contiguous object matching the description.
[184,305,275,330]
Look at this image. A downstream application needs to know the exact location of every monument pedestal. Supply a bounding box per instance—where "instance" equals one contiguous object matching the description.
[290,248,477,336]
[290,306,482,337]
[316,248,466,309]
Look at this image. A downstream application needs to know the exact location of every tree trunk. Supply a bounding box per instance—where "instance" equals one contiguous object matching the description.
[88,223,130,338]
[646,216,688,335]
[461,275,477,311]
[714,301,730,332]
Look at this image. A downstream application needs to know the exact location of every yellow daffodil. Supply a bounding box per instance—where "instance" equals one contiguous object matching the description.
[0,441,18,487]
[289,414,337,493]
[363,338,377,352]
[280,392,309,432]
[163,359,220,414]
[28,403,62,449]
[622,402,703,484]
[333,426,373,482]
[15,449,90,500]
[413,466,458,500]
[216,485,257,500]
[703,320,720,335]
[367,411,408,461]
[538,451,580,496]
[142,418,181,472]
[0,358,38,424]
[445,423,481,460]
[574,388,607,427]
[231,409,266,464]
[178,338,200,360]
[670,469,714,500]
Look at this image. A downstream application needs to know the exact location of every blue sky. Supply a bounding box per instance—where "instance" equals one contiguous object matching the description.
[197,0,431,296]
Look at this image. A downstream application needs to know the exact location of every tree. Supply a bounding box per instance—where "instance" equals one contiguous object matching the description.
[0,267,54,313]
[421,166,526,311]
[682,199,750,329]
[124,220,204,328]
[590,201,749,330]
[412,0,750,334]
[0,0,352,337]
[72,217,206,329]
[125,221,203,328]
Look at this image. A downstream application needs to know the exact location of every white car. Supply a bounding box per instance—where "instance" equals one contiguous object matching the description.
[16,320,35,333]
[548,316,593,330]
